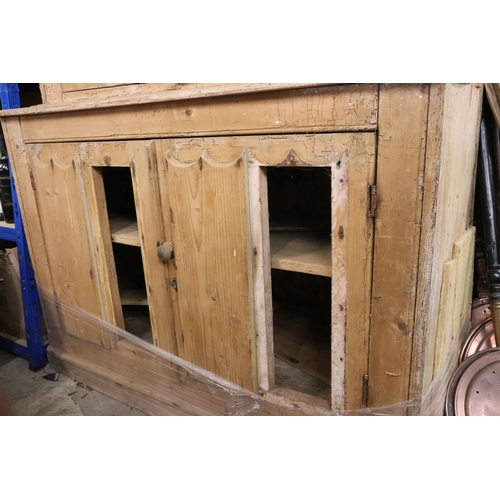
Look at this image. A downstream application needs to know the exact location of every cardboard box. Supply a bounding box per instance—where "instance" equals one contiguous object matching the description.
[0,247,25,339]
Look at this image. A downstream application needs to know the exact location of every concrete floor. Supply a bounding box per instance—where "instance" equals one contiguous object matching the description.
[0,348,148,416]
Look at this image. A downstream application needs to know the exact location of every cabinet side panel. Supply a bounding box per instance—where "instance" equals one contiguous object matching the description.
[368,84,430,409]
[415,83,483,400]
[1,117,54,292]
[165,151,255,391]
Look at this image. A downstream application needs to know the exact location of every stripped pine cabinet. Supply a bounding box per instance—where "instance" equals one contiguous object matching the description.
[0,83,483,415]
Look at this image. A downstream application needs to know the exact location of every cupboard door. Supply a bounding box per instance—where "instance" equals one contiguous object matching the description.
[158,139,256,391]
[26,141,176,352]
[159,134,376,406]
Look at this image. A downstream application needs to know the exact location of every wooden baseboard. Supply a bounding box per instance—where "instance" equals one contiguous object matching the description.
[46,341,298,416]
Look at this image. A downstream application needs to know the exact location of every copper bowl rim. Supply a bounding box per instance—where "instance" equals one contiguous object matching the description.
[445,347,500,416]
[460,317,495,363]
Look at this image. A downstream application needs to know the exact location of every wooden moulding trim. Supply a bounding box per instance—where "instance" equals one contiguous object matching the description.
[0,83,331,117]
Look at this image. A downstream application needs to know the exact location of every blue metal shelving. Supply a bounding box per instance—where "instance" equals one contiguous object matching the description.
[0,83,47,370]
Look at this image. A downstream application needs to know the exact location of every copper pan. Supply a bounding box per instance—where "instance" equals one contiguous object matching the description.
[446,348,500,416]
[460,318,496,363]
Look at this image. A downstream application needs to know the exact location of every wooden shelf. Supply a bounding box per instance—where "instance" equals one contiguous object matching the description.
[270,232,331,277]
[109,216,140,246]
[120,288,148,306]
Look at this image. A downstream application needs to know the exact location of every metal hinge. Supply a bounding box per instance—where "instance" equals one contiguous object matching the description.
[362,374,369,407]
[368,185,377,218]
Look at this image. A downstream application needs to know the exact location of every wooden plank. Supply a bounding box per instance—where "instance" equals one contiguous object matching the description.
[330,142,348,411]
[48,84,312,105]
[129,142,177,353]
[120,288,148,306]
[0,117,54,294]
[266,387,331,415]
[10,83,335,115]
[273,304,331,385]
[25,144,110,346]
[451,227,476,335]
[411,84,483,404]
[344,133,377,410]
[15,85,378,143]
[163,147,256,391]
[270,232,331,277]
[109,216,140,246]
[432,228,476,378]
[248,160,275,393]
[77,158,125,336]
[432,259,458,378]
[368,84,430,410]
[60,83,128,92]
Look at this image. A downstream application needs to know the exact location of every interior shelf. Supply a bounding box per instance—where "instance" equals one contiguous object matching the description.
[109,215,140,247]
[270,232,331,277]
[270,232,332,277]
[119,288,148,306]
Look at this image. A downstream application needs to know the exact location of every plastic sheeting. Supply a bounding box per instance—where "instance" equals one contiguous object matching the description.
[39,288,468,416]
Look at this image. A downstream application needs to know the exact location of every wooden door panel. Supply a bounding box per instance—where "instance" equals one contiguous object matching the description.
[160,144,255,390]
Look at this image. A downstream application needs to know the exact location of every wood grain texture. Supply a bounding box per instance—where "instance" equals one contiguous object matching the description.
[14,85,378,143]
[76,157,125,345]
[344,133,377,410]
[163,146,256,391]
[273,305,331,385]
[248,161,275,393]
[109,216,140,246]
[129,143,177,352]
[26,144,107,345]
[270,232,331,277]
[432,259,458,378]
[80,141,178,353]
[120,288,148,306]
[0,117,54,293]
[411,84,483,403]
[330,147,348,410]
[38,83,323,107]
[432,228,476,378]
[368,84,430,410]
[451,228,476,335]
[45,324,298,416]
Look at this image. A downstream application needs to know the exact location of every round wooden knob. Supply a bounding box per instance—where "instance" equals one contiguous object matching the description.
[157,242,174,262]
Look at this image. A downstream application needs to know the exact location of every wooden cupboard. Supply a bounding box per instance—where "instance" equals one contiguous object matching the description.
[0,83,483,415]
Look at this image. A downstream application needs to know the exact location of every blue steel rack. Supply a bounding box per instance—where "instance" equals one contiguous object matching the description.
[0,83,46,370]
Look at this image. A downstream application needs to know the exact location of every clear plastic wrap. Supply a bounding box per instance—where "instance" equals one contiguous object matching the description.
[39,288,468,416]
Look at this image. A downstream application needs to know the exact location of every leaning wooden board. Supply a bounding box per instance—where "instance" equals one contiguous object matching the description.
[0,83,483,415]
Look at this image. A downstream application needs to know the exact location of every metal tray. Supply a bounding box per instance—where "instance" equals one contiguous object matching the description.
[446,348,500,416]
